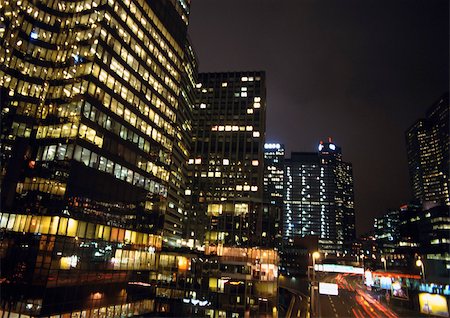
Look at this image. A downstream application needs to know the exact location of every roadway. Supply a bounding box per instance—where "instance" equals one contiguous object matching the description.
[315,273,399,318]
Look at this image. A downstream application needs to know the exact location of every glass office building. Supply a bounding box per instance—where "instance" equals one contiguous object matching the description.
[283,140,355,255]
[263,143,284,249]
[185,72,279,316]
[406,93,449,206]
[0,0,194,316]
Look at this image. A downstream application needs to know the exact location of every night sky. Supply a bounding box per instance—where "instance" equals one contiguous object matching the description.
[187,0,449,235]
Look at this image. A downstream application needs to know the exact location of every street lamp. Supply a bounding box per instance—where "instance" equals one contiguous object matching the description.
[381,257,387,271]
[311,252,320,317]
[416,259,426,282]
[312,251,320,283]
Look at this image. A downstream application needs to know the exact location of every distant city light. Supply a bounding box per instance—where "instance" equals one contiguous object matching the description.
[264,143,281,149]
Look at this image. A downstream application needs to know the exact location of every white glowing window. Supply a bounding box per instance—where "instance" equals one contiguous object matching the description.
[253,131,260,137]
[236,185,243,191]
[241,77,248,81]
[211,126,218,131]
[254,97,261,102]
[225,125,232,131]
[247,109,254,114]
[194,158,202,164]
[251,186,258,192]
[241,92,247,97]
[252,160,259,166]
[200,103,206,109]
[221,82,228,87]
[243,185,251,191]
[188,159,194,164]
[248,77,254,81]
[30,30,38,39]
[253,102,261,108]
[246,126,253,131]
[241,87,247,91]
[196,83,202,88]
[218,126,225,131]
[215,172,221,177]
[208,172,214,177]
[185,189,191,195]
[223,159,229,165]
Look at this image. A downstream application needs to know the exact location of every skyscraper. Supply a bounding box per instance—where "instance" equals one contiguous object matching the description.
[283,139,355,255]
[406,93,449,206]
[264,143,285,207]
[186,71,266,243]
[374,209,400,254]
[187,72,279,316]
[0,0,193,316]
[263,143,285,248]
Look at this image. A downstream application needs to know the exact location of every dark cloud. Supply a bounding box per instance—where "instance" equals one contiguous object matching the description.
[188,0,449,235]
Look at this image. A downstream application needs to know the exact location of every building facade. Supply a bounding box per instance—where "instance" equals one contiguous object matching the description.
[406,93,449,206]
[186,72,266,244]
[374,209,401,254]
[185,72,279,316]
[0,0,195,316]
[283,140,355,255]
[263,143,285,249]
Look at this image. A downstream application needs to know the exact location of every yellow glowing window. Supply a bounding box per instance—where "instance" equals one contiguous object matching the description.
[40,216,51,234]
[67,219,78,237]
[207,204,223,216]
[235,203,249,215]
[58,218,68,235]
[49,216,59,235]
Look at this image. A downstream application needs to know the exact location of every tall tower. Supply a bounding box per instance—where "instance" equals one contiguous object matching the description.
[0,0,193,316]
[187,71,266,244]
[406,93,449,206]
[263,143,285,249]
[187,72,279,316]
[264,143,285,207]
[283,139,354,254]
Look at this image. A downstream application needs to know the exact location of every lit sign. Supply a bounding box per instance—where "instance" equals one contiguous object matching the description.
[365,270,374,287]
[314,264,364,275]
[319,282,338,296]
[329,144,336,150]
[318,144,324,151]
[380,277,392,290]
[391,280,408,300]
[264,143,281,149]
[420,283,450,296]
[419,293,449,317]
